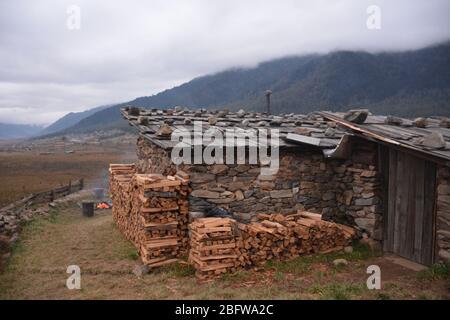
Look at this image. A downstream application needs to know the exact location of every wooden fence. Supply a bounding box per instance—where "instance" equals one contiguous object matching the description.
[0,179,84,212]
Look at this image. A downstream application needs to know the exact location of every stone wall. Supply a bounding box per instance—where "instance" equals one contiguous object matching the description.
[0,183,86,271]
[136,135,382,238]
[293,138,382,239]
[436,165,450,262]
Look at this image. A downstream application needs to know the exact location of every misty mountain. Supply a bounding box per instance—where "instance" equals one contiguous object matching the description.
[56,42,450,135]
[0,123,43,139]
[38,104,113,136]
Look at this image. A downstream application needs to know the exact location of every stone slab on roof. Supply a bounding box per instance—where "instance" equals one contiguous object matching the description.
[121,107,346,150]
[320,111,450,162]
[121,106,450,162]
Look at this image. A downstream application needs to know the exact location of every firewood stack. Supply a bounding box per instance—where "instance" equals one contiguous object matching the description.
[109,164,190,268]
[235,211,356,267]
[188,218,240,280]
[109,164,136,237]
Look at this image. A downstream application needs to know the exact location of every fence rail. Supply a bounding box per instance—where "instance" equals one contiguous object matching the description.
[0,179,84,212]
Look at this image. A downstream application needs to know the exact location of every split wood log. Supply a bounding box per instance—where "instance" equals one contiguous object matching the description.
[110,164,191,268]
[188,218,240,280]
[235,211,356,267]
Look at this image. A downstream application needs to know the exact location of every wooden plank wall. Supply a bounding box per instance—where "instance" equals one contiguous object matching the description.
[381,147,436,265]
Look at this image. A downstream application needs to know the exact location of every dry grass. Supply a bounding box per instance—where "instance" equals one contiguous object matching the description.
[0,200,449,300]
[0,147,136,207]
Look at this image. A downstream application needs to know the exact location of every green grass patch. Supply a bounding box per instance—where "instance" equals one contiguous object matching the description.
[310,242,379,263]
[220,270,253,282]
[376,292,391,300]
[417,263,450,281]
[265,258,311,275]
[264,242,377,275]
[274,271,285,281]
[160,262,196,278]
[126,250,139,261]
[309,282,366,300]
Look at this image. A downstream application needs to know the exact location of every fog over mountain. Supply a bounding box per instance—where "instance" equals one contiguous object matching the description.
[43,42,450,136]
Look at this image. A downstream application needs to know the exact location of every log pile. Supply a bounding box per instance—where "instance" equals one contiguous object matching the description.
[235,211,356,267]
[110,165,357,278]
[109,164,136,239]
[109,164,190,267]
[188,218,239,280]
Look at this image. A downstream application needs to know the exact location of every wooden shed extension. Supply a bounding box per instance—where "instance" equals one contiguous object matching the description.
[320,111,450,265]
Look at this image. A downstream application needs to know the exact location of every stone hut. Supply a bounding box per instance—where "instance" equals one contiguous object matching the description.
[122,107,450,266]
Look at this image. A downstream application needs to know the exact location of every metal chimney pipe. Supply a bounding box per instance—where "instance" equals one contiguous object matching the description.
[265,90,272,114]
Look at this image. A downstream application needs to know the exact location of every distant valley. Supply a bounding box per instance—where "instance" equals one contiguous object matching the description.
[0,123,43,139]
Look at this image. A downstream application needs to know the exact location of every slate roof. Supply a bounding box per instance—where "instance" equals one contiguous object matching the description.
[121,107,346,150]
[122,107,450,162]
[319,112,450,162]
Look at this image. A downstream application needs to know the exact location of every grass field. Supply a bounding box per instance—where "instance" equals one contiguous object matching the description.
[1,199,448,300]
[0,147,136,207]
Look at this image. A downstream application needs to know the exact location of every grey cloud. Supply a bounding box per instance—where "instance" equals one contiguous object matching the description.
[0,0,449,124]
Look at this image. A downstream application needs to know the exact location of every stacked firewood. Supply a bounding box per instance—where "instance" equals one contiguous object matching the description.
[235,211,356,267]
[109,164,190,267]
[109,164,136,238]
[188,218,239,280]
[109,163,136,178]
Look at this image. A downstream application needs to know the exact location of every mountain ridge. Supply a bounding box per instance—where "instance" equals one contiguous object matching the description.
[46,42,450,136]
[37,104,114,136]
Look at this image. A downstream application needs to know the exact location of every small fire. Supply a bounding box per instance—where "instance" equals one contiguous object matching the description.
[96,202,110,209]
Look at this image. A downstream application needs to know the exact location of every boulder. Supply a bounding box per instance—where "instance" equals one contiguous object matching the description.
[138,116,149,125]
[344,246,353,253]
[422,132,446,149]
[413,117,428,128]
[157,124,173,136]
[343,109,369,124]
[236,109,246,118]
[183,117,192,125]
[385,115,404,125]
[440,118,450,128]
[208,116,217,125]
[333,258,348,266]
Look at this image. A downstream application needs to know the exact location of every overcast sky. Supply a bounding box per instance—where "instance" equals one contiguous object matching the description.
[0,0,449,125]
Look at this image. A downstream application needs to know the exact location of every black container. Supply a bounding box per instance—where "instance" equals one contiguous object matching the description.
[82,201,94,217]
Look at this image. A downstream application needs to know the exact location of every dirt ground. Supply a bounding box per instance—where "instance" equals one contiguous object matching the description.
[0,199,448,300]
